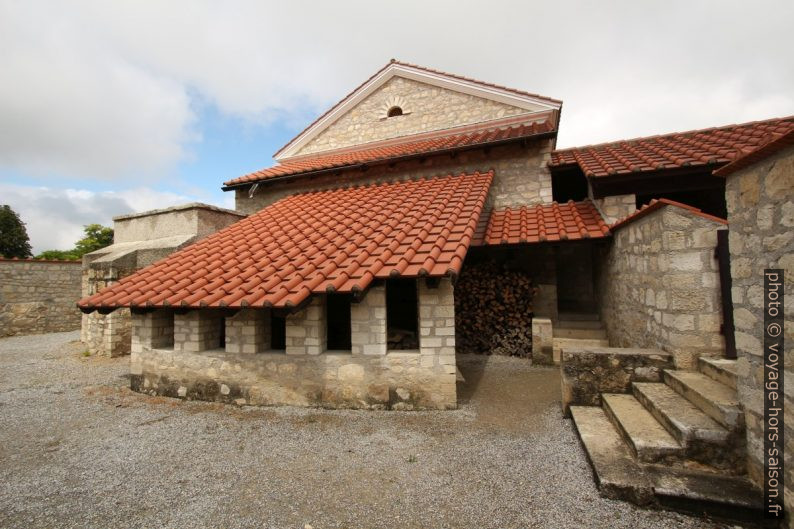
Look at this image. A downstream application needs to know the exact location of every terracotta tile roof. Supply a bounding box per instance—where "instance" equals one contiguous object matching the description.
[611,198,728,232]
[274,59,562,159]
[714,129,794,177]
[224,114,556,188]
[474,200,610,246]
[79,172,493,311]
[550,116,794,177]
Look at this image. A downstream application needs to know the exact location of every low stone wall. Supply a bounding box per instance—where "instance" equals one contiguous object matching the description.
[723,142,794,520]
[128,278,458,410]
[560,347,674,415]
[597,204,727,369]
[131,348,455,410]
[0,259,82,337]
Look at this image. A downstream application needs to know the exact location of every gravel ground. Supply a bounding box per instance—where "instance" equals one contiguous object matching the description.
[0,331,739,529]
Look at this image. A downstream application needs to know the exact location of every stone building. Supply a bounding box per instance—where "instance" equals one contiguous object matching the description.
[713,131,793,525]
[76,60,793,520]
[81,203,244,356]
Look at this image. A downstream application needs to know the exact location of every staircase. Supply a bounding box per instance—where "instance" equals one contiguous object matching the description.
[553,313,609,364]
[571,356,765,522]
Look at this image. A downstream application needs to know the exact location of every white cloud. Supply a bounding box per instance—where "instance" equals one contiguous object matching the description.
[0,184,196,254]
[0,0,792,179]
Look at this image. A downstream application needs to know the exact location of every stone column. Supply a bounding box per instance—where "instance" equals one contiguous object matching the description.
[592,193,636,224]
[131,310,174,353]
[351,285,387,355]
[225,309,270,353]
[174,310,225,353]
[419,278,456,366]
[531,317,553,365]
[285,297,326,355]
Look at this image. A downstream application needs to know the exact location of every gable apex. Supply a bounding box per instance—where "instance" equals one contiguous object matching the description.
[274,60,562,160]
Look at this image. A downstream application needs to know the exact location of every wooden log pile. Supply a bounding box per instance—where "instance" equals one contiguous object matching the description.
[454,261,536,357]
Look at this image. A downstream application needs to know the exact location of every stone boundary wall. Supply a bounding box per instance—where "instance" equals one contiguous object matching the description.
[0,259,82,337]
[236,140,554,214]
[723,143,793,518]
[596,205,726,369]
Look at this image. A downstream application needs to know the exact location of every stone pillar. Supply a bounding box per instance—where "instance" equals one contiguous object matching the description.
[174,310,224,353]
[419,278,456,374]
[531,317,553,365]
[592,193,636,224]
[131,310,174,353]
[225,309,270,353]
[351,285,387,355]
[285,297,326,355]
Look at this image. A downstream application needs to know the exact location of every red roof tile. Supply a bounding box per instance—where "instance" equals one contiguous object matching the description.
[79,172,493,311]
[550,116,794,177]
[714,129,794,177]
[224,114,556,188]
[611,198,728,232]
[474,200,610,246]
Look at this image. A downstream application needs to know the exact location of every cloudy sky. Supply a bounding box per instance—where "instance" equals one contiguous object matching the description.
[1,1,792,253]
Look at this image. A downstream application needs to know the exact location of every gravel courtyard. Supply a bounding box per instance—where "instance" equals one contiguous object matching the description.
[0,331,737,529]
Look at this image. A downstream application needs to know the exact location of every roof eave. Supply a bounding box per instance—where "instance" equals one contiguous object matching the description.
[222,128,557,192]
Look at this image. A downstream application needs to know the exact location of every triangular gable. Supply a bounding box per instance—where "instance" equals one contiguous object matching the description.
[275,60,561,160]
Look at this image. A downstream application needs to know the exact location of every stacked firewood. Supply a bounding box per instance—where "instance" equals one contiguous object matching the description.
[454,262,536,356]
[388,328,419,350]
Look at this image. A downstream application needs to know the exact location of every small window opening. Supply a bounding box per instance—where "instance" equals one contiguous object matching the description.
[387,106,403,118]
[270,313,286,350]
[386,279,419,350]
[218,317,226,349]
[326,294,352,350]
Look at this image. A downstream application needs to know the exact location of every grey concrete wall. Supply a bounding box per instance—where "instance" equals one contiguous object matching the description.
[596,206,726,369]
[236,140,555,214]
[724,144,794,521]
[113,203,243,243]
[0,259,82,337]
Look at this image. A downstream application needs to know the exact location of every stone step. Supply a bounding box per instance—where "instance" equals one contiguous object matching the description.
[552,337,610,363]
[556,319,605,330]
[553,327,608,340]
[602,394,682,463]
[646,466,765,524]
[663,370,743,430]
[632,382,730,446]
[557,312,600,322]
[569,406,653,504]
[698,357,738,390]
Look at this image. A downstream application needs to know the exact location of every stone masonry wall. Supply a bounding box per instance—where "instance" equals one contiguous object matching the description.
[724,144,793,522]
[129,278,457,410]
[592,193,637,224]
[295,76,532,156]
[236,140,554,214]
[351,285,386,355]
[0,259,82,337]
[597,205,726,369]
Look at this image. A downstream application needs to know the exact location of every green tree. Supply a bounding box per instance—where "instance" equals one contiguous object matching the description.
[0,205,33,258]
[73,224,114,257]
[35,249,79,261]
